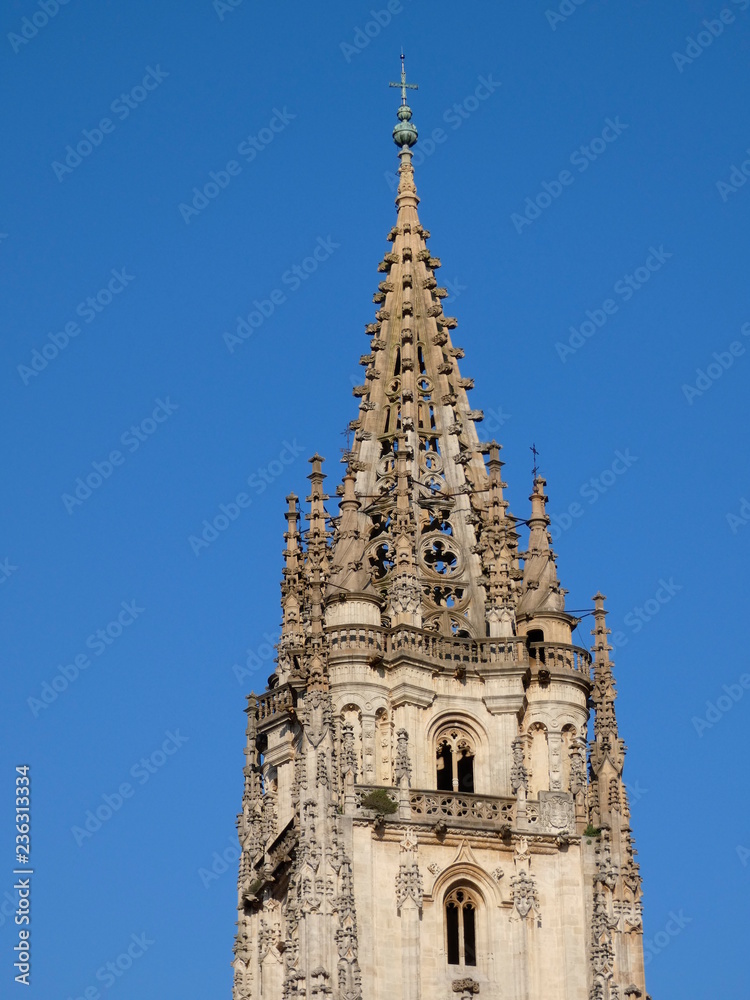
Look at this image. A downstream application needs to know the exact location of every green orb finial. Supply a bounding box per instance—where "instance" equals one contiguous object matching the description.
[389,53,419,148]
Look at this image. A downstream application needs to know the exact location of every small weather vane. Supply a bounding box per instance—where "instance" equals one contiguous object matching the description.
[341,423,353,455]
[531,443,540,479]
[389,52,418,105]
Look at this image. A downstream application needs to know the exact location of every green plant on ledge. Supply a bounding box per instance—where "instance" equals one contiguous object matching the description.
[583,823,602,837]
[361,789,398,814]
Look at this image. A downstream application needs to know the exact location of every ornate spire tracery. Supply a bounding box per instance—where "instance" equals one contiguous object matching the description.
[323,82,523,639]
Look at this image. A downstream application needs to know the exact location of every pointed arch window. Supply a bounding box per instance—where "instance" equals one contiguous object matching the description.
[436,727,475,793]
[445,887,478,966]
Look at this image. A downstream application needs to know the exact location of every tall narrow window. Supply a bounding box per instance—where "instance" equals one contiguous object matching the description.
[436,742,453,791]
[527,628,545,664]
[436,728,475,792]
[445,888,478,967]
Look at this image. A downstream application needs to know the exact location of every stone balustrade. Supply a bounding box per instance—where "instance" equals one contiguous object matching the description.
[353,784,515,829]
[527,641,591,674]
[255,684,295,726]
[326,623,525,669]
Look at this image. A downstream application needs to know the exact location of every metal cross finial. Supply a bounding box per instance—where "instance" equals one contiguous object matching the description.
[341,424,353,453]
[389,52,418,106]
[531,443,540,479]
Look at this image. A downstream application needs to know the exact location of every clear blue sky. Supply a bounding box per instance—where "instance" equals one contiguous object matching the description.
[2,1,749,997]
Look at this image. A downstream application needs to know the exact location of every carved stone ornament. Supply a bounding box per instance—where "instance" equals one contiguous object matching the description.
[389,574,422,615]
[452,978,480,995]
[510,870,541,923]
[394,728,412,785]
[395,860,423,911]
[303,690,332,748]
[539,790,575,832]
[510,736,528,793]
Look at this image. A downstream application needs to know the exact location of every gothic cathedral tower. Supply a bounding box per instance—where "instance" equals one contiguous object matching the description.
[232,64,648,1000]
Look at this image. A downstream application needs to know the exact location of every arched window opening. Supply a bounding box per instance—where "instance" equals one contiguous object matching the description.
[436,728,475,793]
[445,888,478,967]
[457,752,474,793]
[436,742,453,791]
[393,348,401,377]
[417,344,426,373]
[527,628,545,664]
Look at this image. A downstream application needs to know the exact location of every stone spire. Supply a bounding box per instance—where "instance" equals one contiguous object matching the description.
[517,476,567,617]
[587,593,645,1000]
[233,62,647,1000]
[330,75,519,639]
[589,592,624,827]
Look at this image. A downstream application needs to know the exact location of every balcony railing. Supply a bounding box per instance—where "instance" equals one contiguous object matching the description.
[527,641,591,674]
[254,684,295,727]
[326,624,524,669]
[353,784,515,829]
